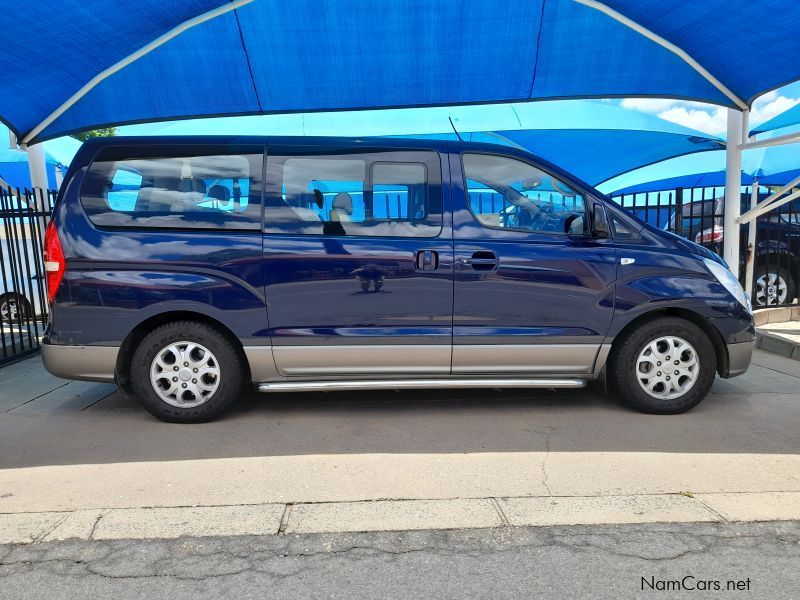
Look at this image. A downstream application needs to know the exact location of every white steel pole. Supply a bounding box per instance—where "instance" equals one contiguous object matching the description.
[744,181,758,299]
[26,143,49,192]
[54,164,64,189]
[723,108,744,271]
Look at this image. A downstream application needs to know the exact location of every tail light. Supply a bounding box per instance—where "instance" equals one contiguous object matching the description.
[43,220,65,303]
[695,227,723,245]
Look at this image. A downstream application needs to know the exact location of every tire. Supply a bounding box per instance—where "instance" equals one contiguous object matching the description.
[130,321,244,423]
[0,293,32,323]
[610,316,717,414]
[752,265,795,307]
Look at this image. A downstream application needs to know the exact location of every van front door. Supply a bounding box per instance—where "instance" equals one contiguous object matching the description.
[450,152,616,376]
[261,145,453,378]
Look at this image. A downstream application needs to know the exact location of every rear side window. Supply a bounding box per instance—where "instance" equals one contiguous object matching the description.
[264,149,442,237]
[81,146,263,230]
[462,153,586,235]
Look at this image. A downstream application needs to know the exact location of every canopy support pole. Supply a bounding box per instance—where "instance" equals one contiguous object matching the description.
[19,0,255,145]
[723,109,745,270]
[741,130,800,150]
[574,0,748,110]
[744,181,759,299]
[26,143,49,192]
[738,173,800,224]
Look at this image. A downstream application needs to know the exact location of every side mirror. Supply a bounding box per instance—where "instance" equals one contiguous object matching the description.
[592,203,610,239]
[564,213,585,235]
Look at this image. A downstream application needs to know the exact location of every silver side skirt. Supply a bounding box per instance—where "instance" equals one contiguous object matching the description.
[258,378,587,393]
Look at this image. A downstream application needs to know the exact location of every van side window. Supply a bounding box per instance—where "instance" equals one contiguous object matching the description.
[609,213,641,240]
[81,148,263,230]
[264,151,441,237]
[462,153,585,235]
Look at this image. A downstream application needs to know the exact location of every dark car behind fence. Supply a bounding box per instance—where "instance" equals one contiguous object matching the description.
[0,182,795,365]
[0,187,54,365]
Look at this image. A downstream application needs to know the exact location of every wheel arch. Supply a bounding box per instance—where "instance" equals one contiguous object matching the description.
[115,310,250,397]
[609,307,728,378]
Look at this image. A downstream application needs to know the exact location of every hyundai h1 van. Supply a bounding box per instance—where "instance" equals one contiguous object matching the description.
[41,137,754,422]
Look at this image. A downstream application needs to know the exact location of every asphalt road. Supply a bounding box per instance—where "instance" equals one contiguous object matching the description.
[1,521,798,600]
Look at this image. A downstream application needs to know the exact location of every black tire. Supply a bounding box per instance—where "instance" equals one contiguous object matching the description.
[752,265,795,307]
[0,293,32,323]
[130,321,244,423]
[610,316,717,414]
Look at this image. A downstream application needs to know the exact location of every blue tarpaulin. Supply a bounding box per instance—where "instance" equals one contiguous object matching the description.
[121,100,723,185]
[2,0,800,143]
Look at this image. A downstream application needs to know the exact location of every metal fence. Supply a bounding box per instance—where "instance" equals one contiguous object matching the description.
[0,187,55,365]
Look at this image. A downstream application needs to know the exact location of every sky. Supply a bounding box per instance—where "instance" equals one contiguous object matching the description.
[615,80,800,136]
[597,80,800,192]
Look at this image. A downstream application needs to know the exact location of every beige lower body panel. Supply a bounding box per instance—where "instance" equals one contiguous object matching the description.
[252,343,606,381]
[41,343,118,383]
[452,344,601,375]
[271,344,451,376]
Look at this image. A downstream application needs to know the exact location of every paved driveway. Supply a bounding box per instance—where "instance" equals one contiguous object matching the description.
[0,347,799,538]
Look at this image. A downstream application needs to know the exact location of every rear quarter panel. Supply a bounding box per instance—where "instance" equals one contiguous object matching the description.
[48,164,267,347]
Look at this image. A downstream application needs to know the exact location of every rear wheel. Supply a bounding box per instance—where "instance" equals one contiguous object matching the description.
[0,293,31,323]
[753,265,795,307]
[130,321,244,423]
[610,316,717,414]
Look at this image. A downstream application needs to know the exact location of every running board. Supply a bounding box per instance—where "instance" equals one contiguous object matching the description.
[258,378,587,393]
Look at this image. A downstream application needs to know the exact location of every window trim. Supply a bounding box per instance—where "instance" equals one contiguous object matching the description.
[459,151,589,237]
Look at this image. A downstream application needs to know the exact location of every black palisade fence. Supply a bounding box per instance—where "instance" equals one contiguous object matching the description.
[0,187,55,365]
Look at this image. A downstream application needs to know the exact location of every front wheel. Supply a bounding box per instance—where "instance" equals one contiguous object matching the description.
[130,321,244,423]
[610,317,717,414]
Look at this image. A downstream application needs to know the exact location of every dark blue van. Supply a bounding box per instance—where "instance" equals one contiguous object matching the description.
[41,136,754,422]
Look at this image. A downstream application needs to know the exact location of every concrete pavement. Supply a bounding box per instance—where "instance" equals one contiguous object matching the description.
[1,348,799,541]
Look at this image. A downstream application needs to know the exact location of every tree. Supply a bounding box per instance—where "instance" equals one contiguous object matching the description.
[72,127,117,142]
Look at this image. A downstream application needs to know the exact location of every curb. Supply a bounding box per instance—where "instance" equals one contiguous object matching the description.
[754,307,800,360]
[2,491,799,545]
[755,329,800,360]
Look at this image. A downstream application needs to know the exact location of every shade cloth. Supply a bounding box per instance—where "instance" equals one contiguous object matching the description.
[3,0,800,143]
[121,100,723,185]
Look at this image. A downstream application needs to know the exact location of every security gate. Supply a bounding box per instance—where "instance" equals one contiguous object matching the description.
[0,187,54,365]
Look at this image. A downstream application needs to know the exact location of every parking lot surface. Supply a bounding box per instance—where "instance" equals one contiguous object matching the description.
[0,348,799,537]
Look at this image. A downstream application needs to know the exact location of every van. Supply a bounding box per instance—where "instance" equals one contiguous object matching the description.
[41,137,754,422]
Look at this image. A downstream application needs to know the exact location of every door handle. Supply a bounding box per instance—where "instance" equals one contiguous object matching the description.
[466,251,498,271]
[415,249,439,271]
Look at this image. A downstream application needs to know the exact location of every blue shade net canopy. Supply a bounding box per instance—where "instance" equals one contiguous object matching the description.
[120,100,723,186]
[750,104,800,136]
[608,129,800,195]
[3,0,800,143]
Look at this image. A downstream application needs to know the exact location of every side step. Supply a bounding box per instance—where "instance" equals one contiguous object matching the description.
[258,378,587,393]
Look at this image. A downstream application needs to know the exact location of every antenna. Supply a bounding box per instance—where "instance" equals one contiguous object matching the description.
[448,116,463,142]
